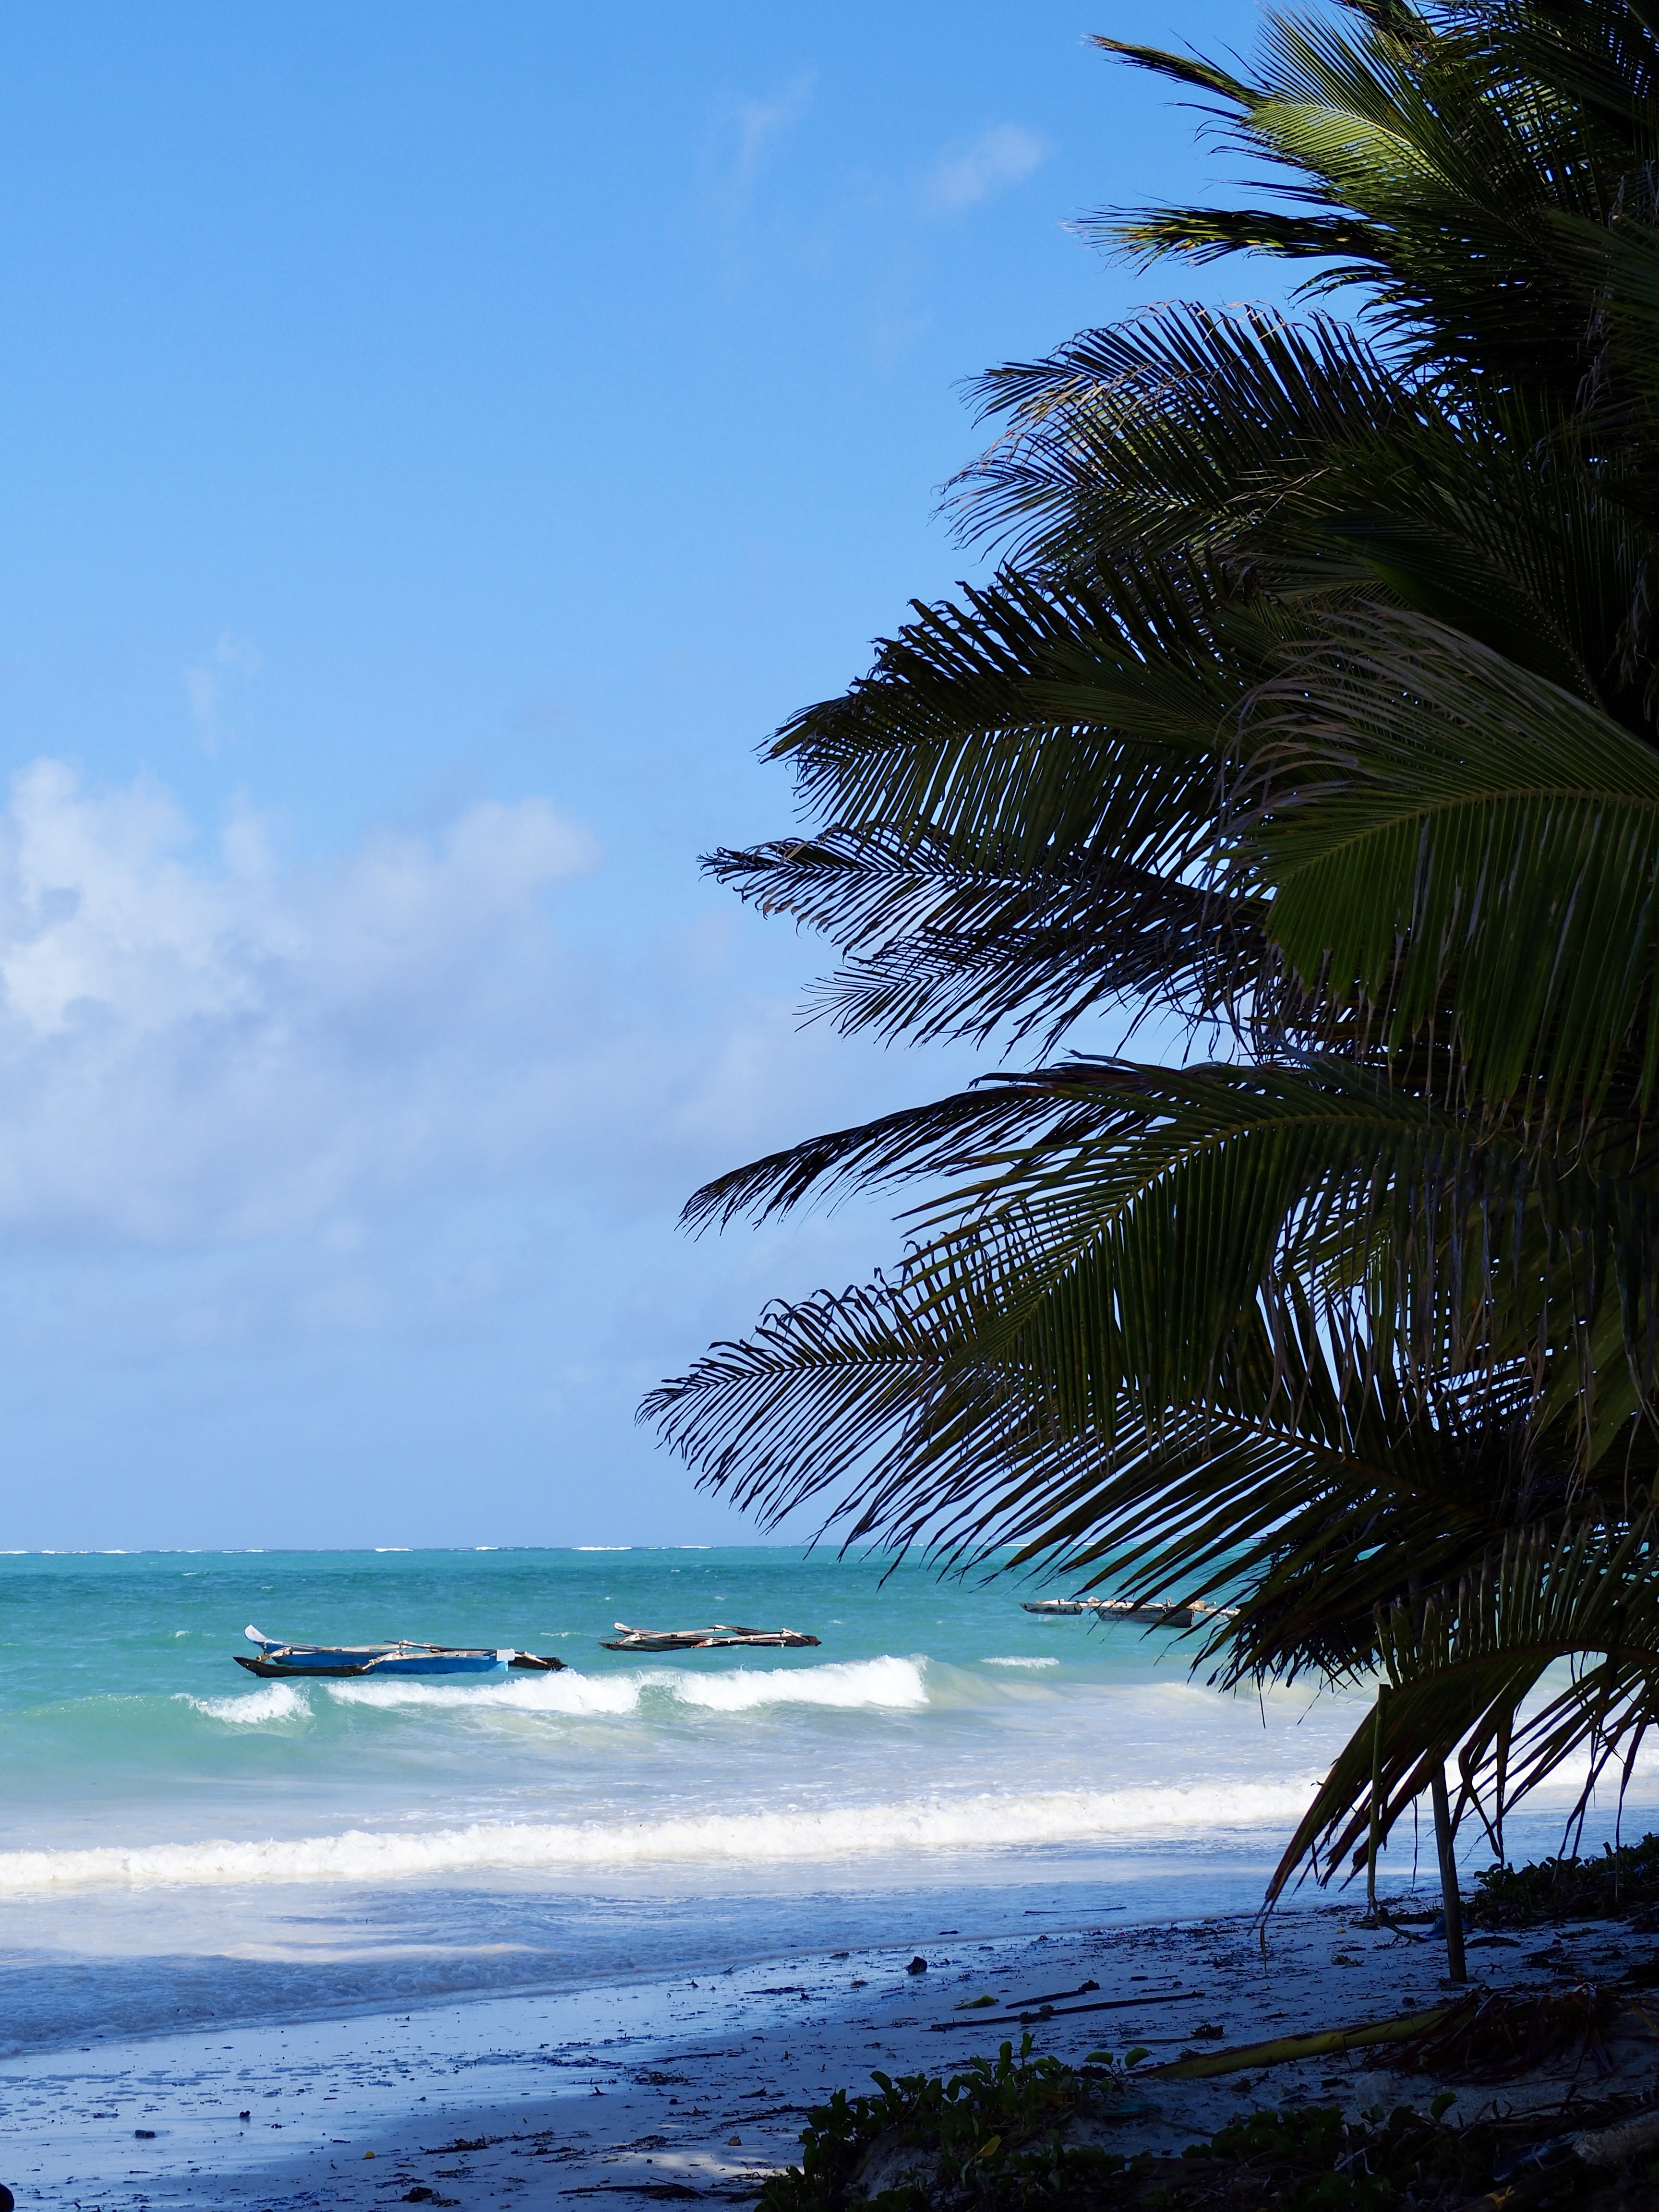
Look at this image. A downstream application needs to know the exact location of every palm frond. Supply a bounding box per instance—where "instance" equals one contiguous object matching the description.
[645,1234,1597,1703]
[652,0,1659,1919]
[1266,1516,1659,1906]
[1245,607,1659,1113]
[956,305,1415,569]
[1082,5,1658,402]
[705,828,1261,1049]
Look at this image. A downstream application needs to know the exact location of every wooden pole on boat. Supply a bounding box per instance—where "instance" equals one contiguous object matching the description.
[1366,1684,1387,1915]
[1430,1759,1467,1984]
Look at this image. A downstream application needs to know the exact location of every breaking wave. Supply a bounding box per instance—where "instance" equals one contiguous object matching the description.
[0,1779,1329,1895]
[323,1654,929,1717]
[179,1683,312,1725]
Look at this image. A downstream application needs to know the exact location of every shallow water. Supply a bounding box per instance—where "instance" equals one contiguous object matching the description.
[0,1546,1644,2050]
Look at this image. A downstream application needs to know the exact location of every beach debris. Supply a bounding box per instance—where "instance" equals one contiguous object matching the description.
[1011,1979,1099,2008]
[1374,1982,1614,2081]
[907,1957,928,1974]
[600,1622,821,1652]
[0,2186,12,2212]
[1507,2103,1659,2179]
[1146,2003,1456,2079]
[930,1988,1203,2031]
[133,2129,156,2139]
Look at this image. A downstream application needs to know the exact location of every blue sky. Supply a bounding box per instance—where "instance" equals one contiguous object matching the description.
[0,1,1278,1547]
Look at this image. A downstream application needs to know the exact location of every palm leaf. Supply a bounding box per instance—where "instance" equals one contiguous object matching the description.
[957,305,1415,569]
[1244,607,1659,1114]
[1266,1517,1659,1906]
[1082,8,1658,402]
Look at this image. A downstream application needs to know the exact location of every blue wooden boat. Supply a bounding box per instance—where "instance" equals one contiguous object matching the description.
[233,1626,565,1679]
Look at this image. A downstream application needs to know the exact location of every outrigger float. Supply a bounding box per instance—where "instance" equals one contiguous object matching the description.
[234,1626,566,1679]
[1022,1597,1237,1629]
[600,1622,821,1653]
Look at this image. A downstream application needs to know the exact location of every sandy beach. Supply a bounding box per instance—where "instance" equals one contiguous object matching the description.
[6,1891,1652,2211]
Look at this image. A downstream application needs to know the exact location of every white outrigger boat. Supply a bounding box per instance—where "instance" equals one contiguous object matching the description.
[1022,1597,1237,1628]
[233,1626,565,1679]
[599,1621,820,1653]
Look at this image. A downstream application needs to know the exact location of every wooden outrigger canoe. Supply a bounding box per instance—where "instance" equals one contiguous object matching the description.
[1021,1597,1238,1629]
[233,1626,566,1679]
[599,1622,821,1653]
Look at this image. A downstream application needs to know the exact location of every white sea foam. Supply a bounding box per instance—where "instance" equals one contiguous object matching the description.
[672,1656,926,1711]
[983,1657,1059,1669]
[0,1779,1333,1895]
[327,1670,644,1716]
[324,1655,929,1718]
[180,1683,312,1726]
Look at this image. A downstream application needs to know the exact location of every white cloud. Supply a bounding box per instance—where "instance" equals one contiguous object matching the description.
[0,760,929,1300]
[923,123,1049,215]
[733,74,814,184]
[0,762,1002,1537]
[0,760,609,1245]
[703,72,816,224]
[184,631,263,753]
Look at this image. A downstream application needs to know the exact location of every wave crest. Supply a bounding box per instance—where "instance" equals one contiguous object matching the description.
[0,1779,1329,1895]
[323,1654,928,1718]
[180,1683,312,1725]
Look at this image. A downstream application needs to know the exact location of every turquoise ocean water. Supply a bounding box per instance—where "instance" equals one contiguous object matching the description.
[0,1547,1640,2053]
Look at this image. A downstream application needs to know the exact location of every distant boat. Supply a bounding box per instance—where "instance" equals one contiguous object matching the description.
[233,1625,566,1679]
[600,1621,821,1653]
[1021,1598,1237,1629]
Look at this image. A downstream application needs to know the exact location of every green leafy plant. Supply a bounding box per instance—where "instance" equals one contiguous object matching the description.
[1468,1833,1659,1927]
[757,2036,1106,2212]
[760,2048,1502,2212]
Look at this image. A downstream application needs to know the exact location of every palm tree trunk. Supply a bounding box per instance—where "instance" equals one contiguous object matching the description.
[1430,1763,1466,1984]
[1367,1685,1388,1915]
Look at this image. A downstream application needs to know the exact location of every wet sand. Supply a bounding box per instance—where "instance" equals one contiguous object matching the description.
[4,1899,1653,2209]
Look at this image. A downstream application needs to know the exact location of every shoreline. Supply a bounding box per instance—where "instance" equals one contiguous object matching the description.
[8,1888,1653,2211]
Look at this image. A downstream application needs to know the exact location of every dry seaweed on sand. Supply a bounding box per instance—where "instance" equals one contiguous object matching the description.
[1370,1984,1615,2083]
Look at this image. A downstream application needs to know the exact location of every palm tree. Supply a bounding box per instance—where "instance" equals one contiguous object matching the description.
[646,0,1659,1943]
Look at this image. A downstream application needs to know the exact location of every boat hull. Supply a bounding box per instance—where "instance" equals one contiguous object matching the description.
[235,1651,510,1679]
[234,1625,561,1679]
[599,1621,821,1652]
[1020,1598,1236,1629]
